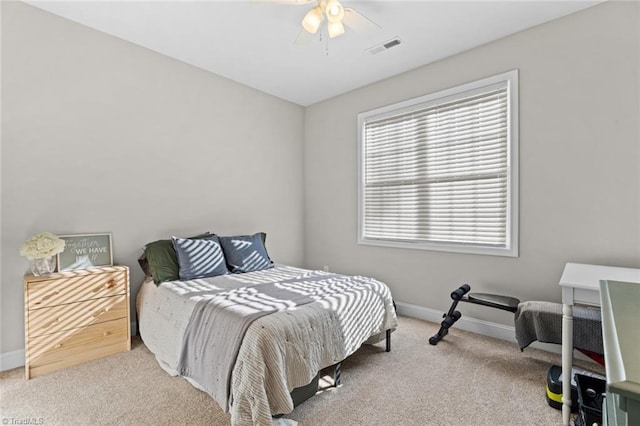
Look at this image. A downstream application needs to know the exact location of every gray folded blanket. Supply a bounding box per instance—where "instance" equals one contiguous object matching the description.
[514,301,603,353]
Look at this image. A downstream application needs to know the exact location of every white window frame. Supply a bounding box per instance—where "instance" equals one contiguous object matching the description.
[357,70,519,257]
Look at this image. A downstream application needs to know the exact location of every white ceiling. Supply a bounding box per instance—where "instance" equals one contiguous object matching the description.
[27,0,603,106]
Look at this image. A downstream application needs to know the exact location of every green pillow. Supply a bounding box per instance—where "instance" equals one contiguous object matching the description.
[141,233,212,284]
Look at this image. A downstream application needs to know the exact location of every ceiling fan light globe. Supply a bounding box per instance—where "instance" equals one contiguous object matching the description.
[327,21,345,38]
[325,0,344,23]
[302,6,323,34]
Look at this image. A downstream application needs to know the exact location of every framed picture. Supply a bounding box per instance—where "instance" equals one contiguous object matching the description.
[57,233,113,271]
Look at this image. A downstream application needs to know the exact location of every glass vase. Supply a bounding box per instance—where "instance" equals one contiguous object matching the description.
[30,256,57,276]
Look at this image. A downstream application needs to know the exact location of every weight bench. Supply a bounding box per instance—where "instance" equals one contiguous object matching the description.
[429,284,520,345]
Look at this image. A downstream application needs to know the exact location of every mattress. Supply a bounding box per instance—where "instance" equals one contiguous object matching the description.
[136,264,397,425]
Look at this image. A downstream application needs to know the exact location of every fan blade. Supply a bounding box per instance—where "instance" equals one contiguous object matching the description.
[294,28,315,45]
[343,8,381,34]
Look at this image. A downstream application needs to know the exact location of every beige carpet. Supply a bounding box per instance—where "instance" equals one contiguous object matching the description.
[1,316,602,425]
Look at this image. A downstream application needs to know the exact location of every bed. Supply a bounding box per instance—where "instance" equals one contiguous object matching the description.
[135,233,397,426]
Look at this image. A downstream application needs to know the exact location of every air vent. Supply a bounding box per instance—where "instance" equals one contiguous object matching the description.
[366,37,402,55]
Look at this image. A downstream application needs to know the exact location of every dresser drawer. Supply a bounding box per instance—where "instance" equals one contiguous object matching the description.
[27,294,127,338]
[27,317,129,379]
[26,269,126,309]
[23,265,131,379]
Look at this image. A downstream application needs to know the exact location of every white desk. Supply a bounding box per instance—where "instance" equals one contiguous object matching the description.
[559,263,640,426]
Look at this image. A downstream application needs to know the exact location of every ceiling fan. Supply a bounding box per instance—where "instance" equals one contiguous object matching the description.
[262,0,380,43]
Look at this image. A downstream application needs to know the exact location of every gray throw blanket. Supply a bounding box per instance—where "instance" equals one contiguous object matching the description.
[514,301,603,353]
[177,273,347,412]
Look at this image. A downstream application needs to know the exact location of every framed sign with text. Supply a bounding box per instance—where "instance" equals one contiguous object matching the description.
[57,233,113,271]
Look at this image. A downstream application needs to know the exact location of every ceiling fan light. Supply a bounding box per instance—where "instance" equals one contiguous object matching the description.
[302,6,323,34]
[325,0,344,23]
[327,21,345,38]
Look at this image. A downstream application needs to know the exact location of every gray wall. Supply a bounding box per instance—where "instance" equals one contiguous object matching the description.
[2,0,639,361]
[304,1,640,324]
[1,2,305,355]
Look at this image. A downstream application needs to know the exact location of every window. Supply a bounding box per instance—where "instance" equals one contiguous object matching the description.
[357,70,518,257]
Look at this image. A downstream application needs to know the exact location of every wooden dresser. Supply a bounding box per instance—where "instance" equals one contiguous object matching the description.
[24,265,131,379]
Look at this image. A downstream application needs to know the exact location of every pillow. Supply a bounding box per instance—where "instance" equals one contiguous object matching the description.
[172,236,228,280]
[219,232,273,273]
[141,232,212,284]
[138,253,151,277]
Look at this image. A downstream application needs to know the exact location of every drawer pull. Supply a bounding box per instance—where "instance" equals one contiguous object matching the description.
[93,280,117,293]
[44,318,60,329]
[37,291,60,304]
[103,331,110,337]
[92,308,109,318]
[54,343,62,349]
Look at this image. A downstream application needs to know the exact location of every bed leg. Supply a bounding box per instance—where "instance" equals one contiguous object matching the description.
[333,363,341,387]
[385,300,395,353]
[386,329,391,352]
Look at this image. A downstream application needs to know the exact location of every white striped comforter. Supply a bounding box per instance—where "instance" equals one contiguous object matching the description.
[136,265,397,425]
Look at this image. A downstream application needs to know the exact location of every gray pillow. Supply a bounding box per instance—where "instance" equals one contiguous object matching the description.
[172,235,228,280]
[219,233,273,273]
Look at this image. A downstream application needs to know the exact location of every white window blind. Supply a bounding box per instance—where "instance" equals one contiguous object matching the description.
[358,70,518,256]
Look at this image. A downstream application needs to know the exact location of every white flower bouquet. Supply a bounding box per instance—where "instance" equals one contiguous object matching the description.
[20,232,66,260]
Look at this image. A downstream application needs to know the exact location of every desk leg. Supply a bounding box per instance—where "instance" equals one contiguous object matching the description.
[562,303,573,426]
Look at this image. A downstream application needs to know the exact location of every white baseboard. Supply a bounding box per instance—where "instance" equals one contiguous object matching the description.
[395,301,517,343]
[0,348,25,372]
[395,301,592,359]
